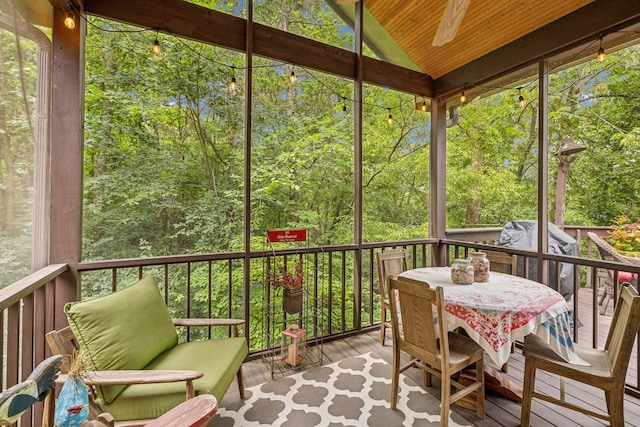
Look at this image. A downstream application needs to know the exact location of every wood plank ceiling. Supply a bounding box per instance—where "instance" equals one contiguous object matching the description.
[342,0,595,79]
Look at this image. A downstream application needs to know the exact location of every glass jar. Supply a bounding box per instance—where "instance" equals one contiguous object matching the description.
[468,252,490,282]
[451,259,474,285]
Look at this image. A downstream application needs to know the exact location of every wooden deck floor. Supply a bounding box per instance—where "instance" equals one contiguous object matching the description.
[227,288,640,426]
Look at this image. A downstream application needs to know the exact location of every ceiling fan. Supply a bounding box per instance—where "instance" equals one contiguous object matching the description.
[336,0,471,47]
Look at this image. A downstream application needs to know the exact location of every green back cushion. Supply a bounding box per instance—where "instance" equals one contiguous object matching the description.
[64,275,178,403]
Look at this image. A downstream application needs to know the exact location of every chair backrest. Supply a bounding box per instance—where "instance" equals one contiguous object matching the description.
[587,231,636,283]
[46,326,80,374]
[587,232,630,264]
[388,276,448,372]
[604,283,640,378]
[376,249,408,303]
[485,250,517,275]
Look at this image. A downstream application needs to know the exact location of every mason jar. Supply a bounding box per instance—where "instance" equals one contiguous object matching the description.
[451,259,474,285]
[468,252,490,282]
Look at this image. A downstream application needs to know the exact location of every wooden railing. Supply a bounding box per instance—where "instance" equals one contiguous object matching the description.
[0,263,69,427]
[3,226,640,426]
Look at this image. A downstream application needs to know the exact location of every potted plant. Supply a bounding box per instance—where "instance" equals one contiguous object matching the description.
[606,215,640,263]
[266,258,305,314]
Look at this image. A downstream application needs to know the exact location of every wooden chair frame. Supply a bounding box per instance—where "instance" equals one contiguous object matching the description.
[376,249,408,346]
[388,275,485,425]
[44,318,245,427]
[520,283,640,427]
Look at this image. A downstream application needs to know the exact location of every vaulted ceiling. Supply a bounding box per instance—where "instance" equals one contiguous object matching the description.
[330,0,640,101]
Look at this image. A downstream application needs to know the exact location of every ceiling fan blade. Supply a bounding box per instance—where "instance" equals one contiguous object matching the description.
[432,0,471,46]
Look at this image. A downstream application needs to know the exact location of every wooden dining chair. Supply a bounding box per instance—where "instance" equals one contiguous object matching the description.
[376,249,408,345]
[388,276,485,425]
[484,250,517,275]
[520,283,640,427]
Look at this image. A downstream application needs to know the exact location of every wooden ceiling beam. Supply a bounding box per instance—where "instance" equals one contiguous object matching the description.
[435,0,640,100]
[83,0,433,97]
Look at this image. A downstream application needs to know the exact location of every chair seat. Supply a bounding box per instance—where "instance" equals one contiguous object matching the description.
[448,332,484,368]
[523,334,613,383]
[96,337,247,421]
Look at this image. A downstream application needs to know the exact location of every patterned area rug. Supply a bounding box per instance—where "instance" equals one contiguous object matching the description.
[213,352,472,426]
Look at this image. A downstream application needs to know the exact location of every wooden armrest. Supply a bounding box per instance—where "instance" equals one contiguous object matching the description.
[173,318,245,336]
[172,318,244,327]
[56,370,203,400]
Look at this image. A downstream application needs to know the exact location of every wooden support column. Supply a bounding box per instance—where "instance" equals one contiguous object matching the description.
[430,100,447,267]
[537,61,549,285]
[50,7,84,324]
[352,0,364,329]
[243,1,253,335]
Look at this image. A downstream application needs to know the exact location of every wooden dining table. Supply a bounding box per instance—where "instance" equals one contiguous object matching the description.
[398,267,588,401]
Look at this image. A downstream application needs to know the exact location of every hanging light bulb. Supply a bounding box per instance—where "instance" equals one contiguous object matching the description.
[64,12,76,29]
[460,91,466,104]
[229,67,237,93]
[421,100,427,112]
[387,109,393,125]
[597,36,606,62]
[289,69,296,84]
[516,88,526,108]
[152,30,161,56]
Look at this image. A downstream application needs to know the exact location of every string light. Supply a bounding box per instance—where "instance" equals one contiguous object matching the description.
[342,97,347,112]
[421,99,428,112]
[460,91,466,104]
[152,30,160,55]
[289,69,296,84]
[518,88,526,108]
[387,109,393,125]
[597,36,606,62]
[64,12,76,29]
[229,67,237,93]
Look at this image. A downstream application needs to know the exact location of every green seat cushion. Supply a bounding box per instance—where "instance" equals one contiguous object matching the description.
[95,337,248,421]
[64,275,178,403]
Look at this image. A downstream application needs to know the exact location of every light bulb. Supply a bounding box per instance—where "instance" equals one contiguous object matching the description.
[64,12,75,30]
[229,77,237,92]
[597,47,606,62]
[289,70,296,84]
[421,101,427,112]
[518,95,526,108]
[152,39,161,55]
[387,110,393,125]
[460,91,466,103]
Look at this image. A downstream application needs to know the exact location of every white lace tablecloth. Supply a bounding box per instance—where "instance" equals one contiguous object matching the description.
[399,267,589,367]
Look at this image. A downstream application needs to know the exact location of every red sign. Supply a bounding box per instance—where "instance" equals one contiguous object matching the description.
[266,229,307,243]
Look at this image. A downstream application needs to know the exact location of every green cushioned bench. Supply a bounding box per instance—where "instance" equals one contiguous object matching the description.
[55,275,247,424]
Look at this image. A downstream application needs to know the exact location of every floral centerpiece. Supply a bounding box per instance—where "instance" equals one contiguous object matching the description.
[606,215,640,258]
[266,258,304,314]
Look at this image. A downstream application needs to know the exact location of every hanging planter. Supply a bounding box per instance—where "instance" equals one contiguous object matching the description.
[282,288,303,314]
[266,258,305,314]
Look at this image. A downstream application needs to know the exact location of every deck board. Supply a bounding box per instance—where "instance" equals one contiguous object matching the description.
[227,288,640,426]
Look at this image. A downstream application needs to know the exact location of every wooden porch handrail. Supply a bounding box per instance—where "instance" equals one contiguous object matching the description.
[0,263,68,310]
